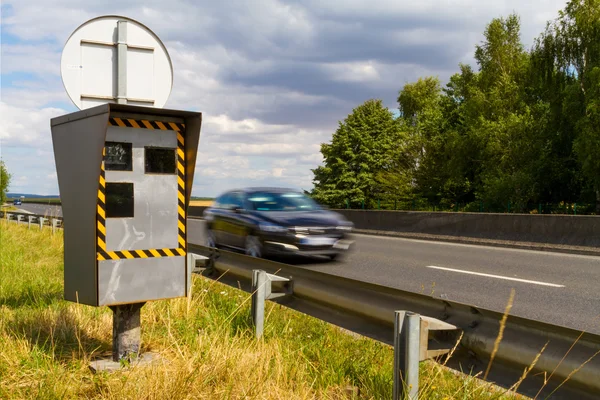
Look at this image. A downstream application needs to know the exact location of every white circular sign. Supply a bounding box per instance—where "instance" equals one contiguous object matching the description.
[61,15,173,110]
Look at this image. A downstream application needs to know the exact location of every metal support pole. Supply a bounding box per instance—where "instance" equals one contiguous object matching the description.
[393,311,420,400]
[16,215,23,224]
[52,219,59,234]
[38,217,45,230]
[251,270,267,339]
[251,269,291,339]
[110,303,144,363]
[28,215,33,229]
[116,20,127,104]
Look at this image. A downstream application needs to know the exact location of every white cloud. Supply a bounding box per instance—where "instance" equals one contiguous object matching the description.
[1,0,570,196]
[272,168,284,177]
[204,114,291,135]
[274,158,297,167]
[0,102,66,147]
[1,44,61,77]
[218,143,318,156]
[323,61,381,83]
[300,153,323,164]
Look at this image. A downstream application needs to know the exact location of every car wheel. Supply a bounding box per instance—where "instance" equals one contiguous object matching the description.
[206,229,217,248]
[245,235,263,258]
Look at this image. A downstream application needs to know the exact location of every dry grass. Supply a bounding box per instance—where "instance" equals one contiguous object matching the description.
[190,200,213,207]
[0,220,530,399]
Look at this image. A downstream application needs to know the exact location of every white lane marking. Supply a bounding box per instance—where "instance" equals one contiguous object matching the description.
[355,233,600,260]
[425,265,565,287]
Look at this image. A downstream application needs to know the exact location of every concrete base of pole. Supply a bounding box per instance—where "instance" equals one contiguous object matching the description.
[89,351,161,373]
[88,302,157,374]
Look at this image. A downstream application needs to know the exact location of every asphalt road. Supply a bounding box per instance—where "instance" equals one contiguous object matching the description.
[188,219,600,335]
[11,205,599,335]
[13,203,63,217]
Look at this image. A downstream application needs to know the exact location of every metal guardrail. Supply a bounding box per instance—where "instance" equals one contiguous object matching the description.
[1,211,63,232]
[189,243,600,400]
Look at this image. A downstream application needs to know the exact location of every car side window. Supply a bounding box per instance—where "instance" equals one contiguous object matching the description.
[230,192,245,209]
[218,193,233,209]
[212,194,226,209]
[213,192,245,210]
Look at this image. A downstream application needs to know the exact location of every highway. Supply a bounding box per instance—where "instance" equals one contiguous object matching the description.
[14,203,63,217]
[188,219,600,335]
[12,204,600,335]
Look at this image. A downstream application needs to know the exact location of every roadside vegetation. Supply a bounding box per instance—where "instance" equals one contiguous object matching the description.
[0,161,10,206]
[189,199,214,207]
[311,0,600,215]
[11,197,62,205]
[0,220,526,399]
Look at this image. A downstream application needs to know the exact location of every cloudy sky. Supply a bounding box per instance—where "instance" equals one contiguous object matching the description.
[1,0,567,197]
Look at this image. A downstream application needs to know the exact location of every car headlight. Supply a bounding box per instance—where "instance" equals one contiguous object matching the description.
[259,222,288,233]
[337,221,354,231]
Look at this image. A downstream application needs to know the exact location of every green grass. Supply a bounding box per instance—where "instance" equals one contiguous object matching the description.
[0,221,524,399]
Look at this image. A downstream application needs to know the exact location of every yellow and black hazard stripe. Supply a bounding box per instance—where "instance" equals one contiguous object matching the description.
[108,117,184,132]
[98,247,186,261]
[97,117,187,261]
[97,147,107,256]
[176,126,186,252]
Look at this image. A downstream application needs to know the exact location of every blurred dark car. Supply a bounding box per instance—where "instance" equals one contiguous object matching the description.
[203,187,354,260]
[13,199,22,205]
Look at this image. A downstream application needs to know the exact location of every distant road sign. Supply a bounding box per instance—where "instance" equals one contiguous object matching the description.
[61,15,173,110]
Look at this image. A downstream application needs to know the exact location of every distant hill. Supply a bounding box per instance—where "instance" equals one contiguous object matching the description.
[7,193,60,199]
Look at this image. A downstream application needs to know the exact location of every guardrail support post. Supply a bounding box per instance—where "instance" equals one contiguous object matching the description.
[16,215,23,224]
[252,270,267,339]
[39,217,45,230]
[187,253,209,295]
[251,269,291,339]
[393,311,420,400]
[52,218,59,234]
[28,216,33,229]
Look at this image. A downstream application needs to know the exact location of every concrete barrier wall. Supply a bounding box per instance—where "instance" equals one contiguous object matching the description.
[187,206,600,248]
[333,210,600,248]
[188,206,208,218]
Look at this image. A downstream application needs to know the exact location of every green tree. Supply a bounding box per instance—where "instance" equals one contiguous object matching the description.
[559,0,600,211]
[438,64,482,206]
[442,14,543,211]
[528,29,583,206]
[531,0,600,211]
[311,99,405,208]
[0,161,11,205]
[396,77,448,204]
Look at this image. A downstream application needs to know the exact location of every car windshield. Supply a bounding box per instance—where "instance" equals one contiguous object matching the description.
[247,191,320,211]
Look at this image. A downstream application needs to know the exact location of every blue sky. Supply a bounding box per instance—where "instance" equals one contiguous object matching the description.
[1,0,568,197]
